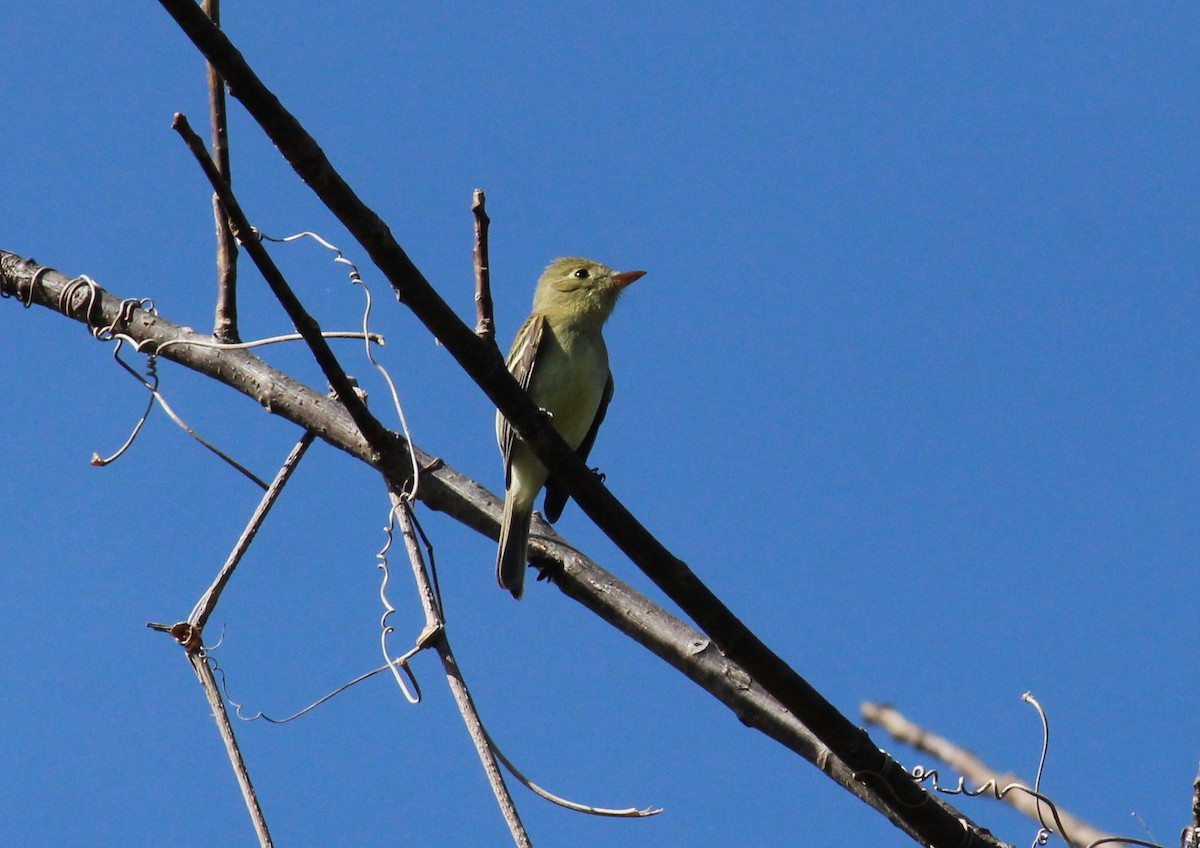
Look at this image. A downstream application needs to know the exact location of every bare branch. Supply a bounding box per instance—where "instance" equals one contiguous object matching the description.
[190,432,315,631]
[190,644,273,847]
[203,0,240,343]
[144,622,274,848]
[147,9,998,844]
[472,189,495,343]
[863,702,1115,848]
[388,493,532,847]
[171,112,389,455]
[0,251,1004,848]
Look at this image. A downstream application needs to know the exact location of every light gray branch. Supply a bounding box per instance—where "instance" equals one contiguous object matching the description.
[1,250,1006,848]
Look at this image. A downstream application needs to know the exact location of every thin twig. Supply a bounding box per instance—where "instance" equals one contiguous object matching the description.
[472,189,494,343]
[252,229,423,500]
[149,434,314,846]
[389,492,531,848]
[204,0,240,343]
[144,620,275,848]
[2,251,980,847]
[170,113,390,456]
[862,701,1114,848]
[95,337,269,489]
[190,642,274,848]
[190,432,316,630]
[154,330,385,354]
[149,10,991,845]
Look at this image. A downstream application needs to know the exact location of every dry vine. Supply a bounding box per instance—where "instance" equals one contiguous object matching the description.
[0,5,1036,847]
[147,3,1009,843]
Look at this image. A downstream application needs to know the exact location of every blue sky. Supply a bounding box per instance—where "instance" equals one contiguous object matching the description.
[3,2,1198,846]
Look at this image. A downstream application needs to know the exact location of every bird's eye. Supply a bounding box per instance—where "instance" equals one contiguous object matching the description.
[572,268,590,279]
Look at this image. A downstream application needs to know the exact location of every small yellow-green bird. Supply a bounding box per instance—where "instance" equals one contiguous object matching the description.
[496,257,646,599]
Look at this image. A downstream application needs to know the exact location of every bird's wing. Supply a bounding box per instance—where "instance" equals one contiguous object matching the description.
[543,370,613,523]
[500,313,546,487]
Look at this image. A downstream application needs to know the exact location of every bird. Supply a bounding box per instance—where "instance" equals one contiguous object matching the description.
[495,256,646,599]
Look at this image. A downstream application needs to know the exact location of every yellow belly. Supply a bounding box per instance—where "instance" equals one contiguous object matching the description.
[525,321,609,449]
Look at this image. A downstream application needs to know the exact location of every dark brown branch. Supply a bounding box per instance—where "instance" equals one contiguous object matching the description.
[149,7,999,846]
[204,0,240,343]
[0,251,997,846]
[171,112,390,457]
[472,189,494,343]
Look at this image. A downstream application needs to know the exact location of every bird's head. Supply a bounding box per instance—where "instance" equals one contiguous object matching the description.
[532,257,646,323]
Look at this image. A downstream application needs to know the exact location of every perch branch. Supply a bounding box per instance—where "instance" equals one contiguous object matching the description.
[148,9,995,844]
[0,251,1000,848]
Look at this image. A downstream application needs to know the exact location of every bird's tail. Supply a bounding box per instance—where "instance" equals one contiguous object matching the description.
[496,495,533,600]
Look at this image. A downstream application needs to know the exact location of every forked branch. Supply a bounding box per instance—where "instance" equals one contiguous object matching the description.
[1,250,978,846]
[148,7,999,843]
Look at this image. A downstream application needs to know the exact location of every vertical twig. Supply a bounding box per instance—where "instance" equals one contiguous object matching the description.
[204,0,240,343]
[390,491,531,847]
[472,189,494,344]
[190,642,274,848]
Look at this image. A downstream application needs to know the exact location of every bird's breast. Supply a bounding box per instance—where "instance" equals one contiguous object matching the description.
[528,325,609,449]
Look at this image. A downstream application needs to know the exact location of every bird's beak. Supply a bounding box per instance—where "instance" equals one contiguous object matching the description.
[611,270,646,289]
